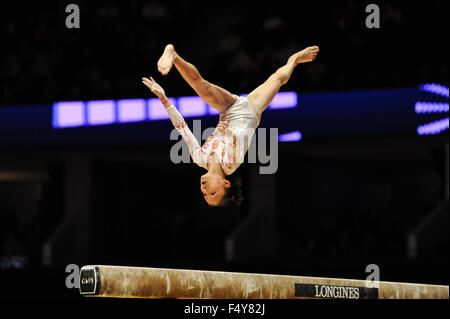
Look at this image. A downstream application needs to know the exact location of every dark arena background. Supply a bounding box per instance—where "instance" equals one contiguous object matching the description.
[0,0,448,309]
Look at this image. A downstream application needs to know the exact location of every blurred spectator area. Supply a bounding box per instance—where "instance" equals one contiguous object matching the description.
[0,0,448,106]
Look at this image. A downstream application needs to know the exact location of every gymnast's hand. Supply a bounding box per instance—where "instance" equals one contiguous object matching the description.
[142,77,166,100]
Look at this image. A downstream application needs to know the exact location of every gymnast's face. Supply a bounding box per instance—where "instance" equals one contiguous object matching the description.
[200,173,230,206]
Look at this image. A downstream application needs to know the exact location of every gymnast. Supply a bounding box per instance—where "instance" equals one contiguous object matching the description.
[142,44,319,207]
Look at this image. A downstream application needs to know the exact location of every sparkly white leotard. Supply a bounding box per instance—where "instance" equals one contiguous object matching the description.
[166,96,260,175]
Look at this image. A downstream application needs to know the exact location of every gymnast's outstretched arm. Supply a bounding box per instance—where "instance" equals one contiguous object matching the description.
[142,76,208,169]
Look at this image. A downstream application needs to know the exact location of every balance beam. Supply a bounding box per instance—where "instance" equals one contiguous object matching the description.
[79,265,449,299]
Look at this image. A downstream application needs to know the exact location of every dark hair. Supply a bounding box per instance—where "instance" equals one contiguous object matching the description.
[217,173,244,207]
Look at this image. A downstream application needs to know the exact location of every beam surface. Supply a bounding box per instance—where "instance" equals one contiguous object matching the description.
[79,265,449,299]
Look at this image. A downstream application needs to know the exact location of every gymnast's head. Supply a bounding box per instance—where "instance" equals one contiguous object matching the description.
[201,172,243,207]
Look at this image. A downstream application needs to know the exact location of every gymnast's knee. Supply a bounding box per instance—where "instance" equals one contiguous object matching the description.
[195,78,213,94]
[267,71,287,87]
[275,69,289,86]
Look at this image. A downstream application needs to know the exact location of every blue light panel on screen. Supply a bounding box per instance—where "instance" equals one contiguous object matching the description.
[52,92,298,129]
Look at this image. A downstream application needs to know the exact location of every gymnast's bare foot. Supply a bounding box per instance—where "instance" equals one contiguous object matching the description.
[289,46,320,65]
[157,44,177,75]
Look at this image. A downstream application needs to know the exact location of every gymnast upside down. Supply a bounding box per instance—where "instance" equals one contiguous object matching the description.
[142,44,319,207]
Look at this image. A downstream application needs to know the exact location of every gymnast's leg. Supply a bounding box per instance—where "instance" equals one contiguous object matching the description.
[247,46,320,119]
[157,44,238,113]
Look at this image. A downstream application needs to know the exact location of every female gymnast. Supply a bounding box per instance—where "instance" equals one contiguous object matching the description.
[142,44,319,207]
